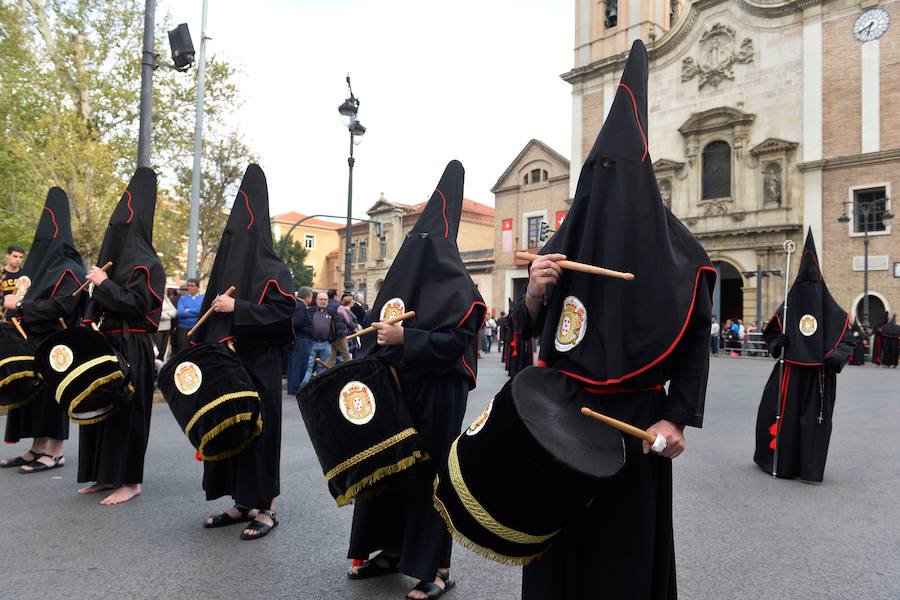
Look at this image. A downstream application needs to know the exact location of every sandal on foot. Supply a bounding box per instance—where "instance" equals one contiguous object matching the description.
[437,572,456,591]
[240,509,278,540]
[19,454,64,473]
[0,451,40,469]
[204,505,253,529]
[347,552,400,579]
[406,579,453,599]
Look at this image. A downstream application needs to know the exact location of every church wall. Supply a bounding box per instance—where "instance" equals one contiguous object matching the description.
[822,9,862,159]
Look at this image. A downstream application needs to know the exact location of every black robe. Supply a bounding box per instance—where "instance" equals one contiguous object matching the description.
[873,317,899,367]
[848,323,866,366]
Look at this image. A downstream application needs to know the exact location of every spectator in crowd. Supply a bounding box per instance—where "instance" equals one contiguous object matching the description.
[483,314,497,353]
[710,315,720,356]
[155,292,177,361]
[497,311,507,355]
[306,292,336,381]
[288,287,314,393]
[1,244,25,298]
[351,292,367,325]
[339,293,361,357]
[326,288,350,365]
[175,278,203,352]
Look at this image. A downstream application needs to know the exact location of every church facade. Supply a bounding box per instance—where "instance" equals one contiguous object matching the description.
[563,0,898,328]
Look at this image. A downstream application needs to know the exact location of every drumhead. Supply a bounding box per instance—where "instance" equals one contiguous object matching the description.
[513,366,625,479]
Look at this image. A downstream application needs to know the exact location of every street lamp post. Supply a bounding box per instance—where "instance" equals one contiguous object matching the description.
[338,76,367,296]
[838,197,894,331]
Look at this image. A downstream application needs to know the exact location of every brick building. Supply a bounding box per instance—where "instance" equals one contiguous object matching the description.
[271,212,343,290]
[558,0,898,327]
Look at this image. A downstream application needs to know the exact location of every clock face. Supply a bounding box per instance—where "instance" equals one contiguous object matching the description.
[853,7,891,42]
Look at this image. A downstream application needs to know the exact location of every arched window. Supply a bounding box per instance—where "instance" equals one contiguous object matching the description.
[855,295,887,328]
[702,141,731,200]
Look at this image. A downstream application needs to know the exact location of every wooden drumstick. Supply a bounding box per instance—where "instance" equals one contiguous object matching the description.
[188,285,236,338]
[515,252,634,281]
[58,317,67,329]
[10,317,27,340]
[90,322,100,332]
[315,357,332,370]
[346,310,416,340]
[580,406,667,453]
[72,262,113,296]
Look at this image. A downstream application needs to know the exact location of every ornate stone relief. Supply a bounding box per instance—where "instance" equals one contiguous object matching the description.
[762,162,782,206]
[681,23,754,90]
[658,179,673,210]
[702,198,732,216]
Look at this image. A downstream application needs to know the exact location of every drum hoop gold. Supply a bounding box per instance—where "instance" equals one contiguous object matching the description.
[197,412,263,461]
[67,371,124,421]
[0,371,41,410]
[0,355,33,369]
[324,427,418,482]
[183,390,260,437]
[56,355,119,403]
[447,436,559,546]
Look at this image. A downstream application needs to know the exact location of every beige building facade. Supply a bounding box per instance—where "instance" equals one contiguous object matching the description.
[271,212,343,291]
[562,0,898,327]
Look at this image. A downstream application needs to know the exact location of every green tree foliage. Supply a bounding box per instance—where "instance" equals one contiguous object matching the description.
[0,0,269,283]
[277,236,314,291]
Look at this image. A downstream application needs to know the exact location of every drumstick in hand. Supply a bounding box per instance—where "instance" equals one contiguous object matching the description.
[72,262,113,296]
[11,317,27,340]
[315,357,332,370]
[580,406,666,453]
[188,285,236,338]
[515,252,634,281]
[346,311,416,340]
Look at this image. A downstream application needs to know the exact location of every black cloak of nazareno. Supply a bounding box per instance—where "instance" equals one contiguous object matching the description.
[754,229,854,482]
[849,319,867,366]
[873,315,899,367]
[515,41,715,600]
[78,168,165,487]
[348,160,486,583]
[4,188,86,443]
[195,164,295,510]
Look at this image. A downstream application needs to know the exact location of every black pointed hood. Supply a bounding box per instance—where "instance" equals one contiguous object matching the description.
[20,187,86,300]
[878,314,900,337]
[87,167,165,330]
[363,160,485,388]
[535,40,715,385]
[196,164,296,345]
[764,229,849,364]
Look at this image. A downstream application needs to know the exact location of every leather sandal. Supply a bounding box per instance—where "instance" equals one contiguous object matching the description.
[204,505,253,529]
[347,552,400,579]
[0,451,39,468]
[240,509,278,540]
[19,454,64,473]
[406,575,455,600]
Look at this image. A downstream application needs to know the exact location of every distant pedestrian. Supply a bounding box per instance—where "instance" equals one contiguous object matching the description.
[155,293,177,362]
[351,292,367,325]
[306,292,336,381]
[710,315,720,356]
[175,278,204,352]
[1,244,25,298]
[483,315,496,352]
[326,288,351,364]
[340,293,361,356]
[288,287,314,393]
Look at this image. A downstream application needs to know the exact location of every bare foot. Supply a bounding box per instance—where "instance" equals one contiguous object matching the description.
[241,511,274,538]
[100,484,142,505]
[407,577,446,600]
[78,483,116,495]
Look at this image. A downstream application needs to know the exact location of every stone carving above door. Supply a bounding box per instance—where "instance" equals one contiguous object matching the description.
[681,23,754,90]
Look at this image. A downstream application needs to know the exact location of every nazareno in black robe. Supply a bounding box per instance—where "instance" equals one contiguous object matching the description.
[195,164,295,510]
[4,188,86,443]
[753,229,854,483]
[873,315,899,367]
[518,41,715,600]
[849,320,866,366]
[347,160,485,583]
[78,168,165,486]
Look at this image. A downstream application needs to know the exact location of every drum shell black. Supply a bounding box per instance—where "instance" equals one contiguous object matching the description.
[158,343,262,461]
[0,323,43,409]
[34,327,133,424]
[296,356,428,507]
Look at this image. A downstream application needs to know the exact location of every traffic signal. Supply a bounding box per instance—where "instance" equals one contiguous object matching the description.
[539,220,550,242]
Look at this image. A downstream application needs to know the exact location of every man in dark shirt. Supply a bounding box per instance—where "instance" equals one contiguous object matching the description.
[288,287,314,393]
[351,292,367,324]
[305,292,335,381]
[326,288,350,365]
[1,245,25,298]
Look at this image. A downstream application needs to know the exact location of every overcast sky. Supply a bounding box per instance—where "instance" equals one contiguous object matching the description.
[165,0,574,220]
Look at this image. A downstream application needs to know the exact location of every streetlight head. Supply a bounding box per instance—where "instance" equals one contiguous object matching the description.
[837,212,850,224]
[882,211,894,221]
[350,121,366,145]
[338,98,358,127]
[167,23,195,71]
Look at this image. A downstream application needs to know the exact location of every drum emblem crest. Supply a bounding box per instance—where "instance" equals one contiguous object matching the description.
[380,298,406,325]
[174,361,203,395]
[555,295,587,352]
[14,276,31,297]
[799,314,817,337]
[49,345,74,373]
[465,398,494,436]
[339,381,376,425]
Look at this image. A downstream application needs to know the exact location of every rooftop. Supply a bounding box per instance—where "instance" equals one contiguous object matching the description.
[271,211,345,230]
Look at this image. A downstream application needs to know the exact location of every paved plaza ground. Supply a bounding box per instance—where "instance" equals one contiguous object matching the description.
[1,355,898,600]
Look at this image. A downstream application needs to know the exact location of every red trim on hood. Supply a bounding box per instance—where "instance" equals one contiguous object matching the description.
[133,266,163,328]
[824,313,850,358]
[43,207,59,238]
[456,301,487,330]
[257,279,296,305]
[546,265,717,386]
[49,269,83,299]
[125,190,134,223]
[461,355,476,385]
[435,187,449,238]
[240,189,254,230]
[618,83,648,163]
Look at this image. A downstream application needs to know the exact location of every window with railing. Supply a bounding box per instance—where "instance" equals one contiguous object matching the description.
[853,187,888,234]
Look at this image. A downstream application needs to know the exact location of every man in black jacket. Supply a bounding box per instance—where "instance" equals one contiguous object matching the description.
[327,288,351,364]
[288,287,314,393]
[305,292,336,381]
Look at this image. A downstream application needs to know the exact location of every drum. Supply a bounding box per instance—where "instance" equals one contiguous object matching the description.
[0,323,43,409]
[158,343,262,461]
[297,356,428,507]
[433,366,626,565]
[34,327,133,424]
